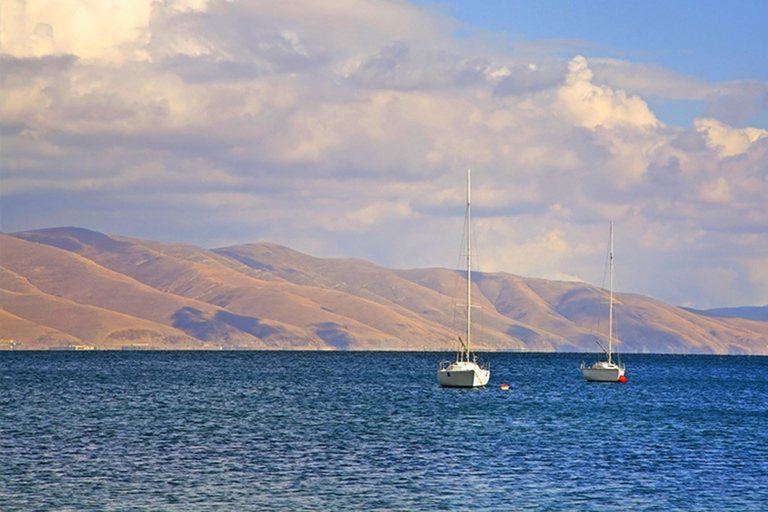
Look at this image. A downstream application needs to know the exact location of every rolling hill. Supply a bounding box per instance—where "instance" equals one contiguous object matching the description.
[2,227,767,354]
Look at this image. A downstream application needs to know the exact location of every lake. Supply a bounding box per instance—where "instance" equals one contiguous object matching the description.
[1,351,767,511]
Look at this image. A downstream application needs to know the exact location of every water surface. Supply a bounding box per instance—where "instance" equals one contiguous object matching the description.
[2,352,767,510]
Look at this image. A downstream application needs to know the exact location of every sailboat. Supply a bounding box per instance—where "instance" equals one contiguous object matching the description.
[581,222,627,382]
[437,169,491,388]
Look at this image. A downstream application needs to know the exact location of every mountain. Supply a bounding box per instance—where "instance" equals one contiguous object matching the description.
[685,305,768,322]
[2,227,767,354]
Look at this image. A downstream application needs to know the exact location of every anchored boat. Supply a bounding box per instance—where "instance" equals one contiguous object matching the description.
[437,169,490,388]
[581,222,626,383]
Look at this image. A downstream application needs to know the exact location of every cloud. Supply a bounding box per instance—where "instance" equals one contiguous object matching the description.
[347,41,497,91]
[694,117,768,158]
[557,56,660,130]
[484,224,588,282]
[345,200,413,228]
[589,58,768,128]
[1,0,767,309]
[493,61,566,96]
[589,58,713,101]
[0,0,153,61]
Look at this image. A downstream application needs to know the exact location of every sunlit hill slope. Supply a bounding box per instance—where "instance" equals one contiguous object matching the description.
[2,228,766,354]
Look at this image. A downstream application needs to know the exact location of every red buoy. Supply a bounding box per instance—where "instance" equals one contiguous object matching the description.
[618,375,628,383]
[500,383,510,390]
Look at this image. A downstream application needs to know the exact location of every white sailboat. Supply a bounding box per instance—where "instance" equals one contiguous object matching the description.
[581,222,627,383]
[437,169,491,388]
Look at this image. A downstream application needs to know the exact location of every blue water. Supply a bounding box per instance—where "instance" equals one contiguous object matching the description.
[2,352,767,511]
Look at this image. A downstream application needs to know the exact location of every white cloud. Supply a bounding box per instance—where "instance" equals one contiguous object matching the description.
[2,0,767,309]
[0,0,153,61]
[589,58,768,128]
[694,117,768,158]
[557,56,660,130]
[479,221,591,283]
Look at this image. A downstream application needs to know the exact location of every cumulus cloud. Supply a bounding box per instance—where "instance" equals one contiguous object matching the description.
[0,0,153,61]
[557,56,660,130]
[590,58,768,128]
[694,117,767,158]
[1,0,767,308]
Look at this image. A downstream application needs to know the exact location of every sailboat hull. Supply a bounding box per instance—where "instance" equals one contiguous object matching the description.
[437,361,490,388]
[581,361,625,382]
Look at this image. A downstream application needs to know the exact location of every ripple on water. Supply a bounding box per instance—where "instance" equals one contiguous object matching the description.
[1,352,767,511]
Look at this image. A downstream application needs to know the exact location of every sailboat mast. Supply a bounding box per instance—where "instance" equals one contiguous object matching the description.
[608,221,614,365]
[466,168,472,362]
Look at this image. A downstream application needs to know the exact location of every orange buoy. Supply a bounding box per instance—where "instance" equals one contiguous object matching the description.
[618,375,628,383]
[500,383,510,390]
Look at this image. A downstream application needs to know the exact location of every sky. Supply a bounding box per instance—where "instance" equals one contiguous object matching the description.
[1,0,767,309]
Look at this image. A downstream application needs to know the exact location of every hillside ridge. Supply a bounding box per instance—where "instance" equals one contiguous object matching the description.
[2,227,767,354]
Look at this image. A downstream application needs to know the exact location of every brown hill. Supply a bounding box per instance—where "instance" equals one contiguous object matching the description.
[2,227,767,353]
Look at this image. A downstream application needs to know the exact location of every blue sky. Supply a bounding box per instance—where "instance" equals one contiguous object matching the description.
[1,0,767,309]
[424,1,768,81]
[417,0,768,128]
